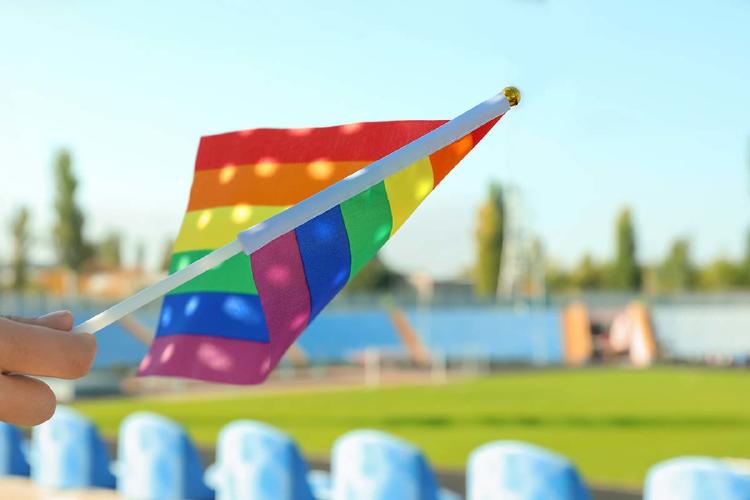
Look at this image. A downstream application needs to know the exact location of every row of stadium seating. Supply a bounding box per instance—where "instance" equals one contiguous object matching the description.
[71,308,566,368]
[6,291,750,370]
[8,298,750,370]
[0,299,568,368]
[1,407,748,499]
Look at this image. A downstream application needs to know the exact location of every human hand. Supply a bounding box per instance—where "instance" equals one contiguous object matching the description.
[0,311,96,426]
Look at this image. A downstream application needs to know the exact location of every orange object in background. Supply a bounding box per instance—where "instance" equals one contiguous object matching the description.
[389,308,432,366]
[562,303,593,365]
[35,267,160,300]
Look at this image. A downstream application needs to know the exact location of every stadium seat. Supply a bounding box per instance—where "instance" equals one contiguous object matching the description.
[331,430,442,500]
[29,406,115,489]
[644,457,750,499]
[115,411,213,499]
[467,441,590,500]
[438,487,463,500]
[0,422,29,476]
[205,420,314,500]
[307,469,333,500]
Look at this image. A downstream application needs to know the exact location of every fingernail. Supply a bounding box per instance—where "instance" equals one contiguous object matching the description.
[39,310,70,320]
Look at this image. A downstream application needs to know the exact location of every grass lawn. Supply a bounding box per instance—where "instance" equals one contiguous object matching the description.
[73,366,750,488]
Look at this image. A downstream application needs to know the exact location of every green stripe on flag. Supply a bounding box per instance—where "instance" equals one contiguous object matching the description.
[168,250,257,295]
[340,181,393,278]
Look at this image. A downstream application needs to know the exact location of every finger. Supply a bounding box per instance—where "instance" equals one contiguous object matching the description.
[35,311,74,331]
[0,317,96,379]
[2,311,74,331]
[0,374,56,426]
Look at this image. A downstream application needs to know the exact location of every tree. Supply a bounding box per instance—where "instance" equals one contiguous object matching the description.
[53,149,90,272]
[657,239,696,292]
[608,207,641,291]
[10,207,31,291]
[346,256,402,292]
[698,258,746,290]
[96,232,122,269]
[572,253,605,290]
[160,239,174,272]
[135,242,146,271]
[474,183,504,298]
[545,260,573,292]
[525,237,546,296]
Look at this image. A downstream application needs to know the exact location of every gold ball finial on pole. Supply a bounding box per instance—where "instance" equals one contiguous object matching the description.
[503,86,521,107]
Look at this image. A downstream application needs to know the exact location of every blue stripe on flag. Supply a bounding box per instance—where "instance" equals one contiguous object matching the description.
[296,206,352,318]
[156,292,270,342]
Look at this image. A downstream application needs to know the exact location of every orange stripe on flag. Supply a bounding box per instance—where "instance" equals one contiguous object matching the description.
[187,161,370,210]
[428,116,501,186]
[429,134,475,185]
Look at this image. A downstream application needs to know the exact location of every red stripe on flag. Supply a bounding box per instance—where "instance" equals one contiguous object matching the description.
[471,116,501,143]
[195,120,446,171]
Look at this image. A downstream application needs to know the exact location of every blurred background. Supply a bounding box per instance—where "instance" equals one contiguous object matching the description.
[1,0,749,497]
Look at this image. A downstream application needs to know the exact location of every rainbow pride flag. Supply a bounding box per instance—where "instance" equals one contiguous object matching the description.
[139,117,501,384]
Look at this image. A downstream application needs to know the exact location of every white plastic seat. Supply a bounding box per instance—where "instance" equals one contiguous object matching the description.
[30,406,115,489]
[331,430,441,500]
[206,420,314,500]
[115,411,212,499]
[467,441,589,500]
[645,457,750,500]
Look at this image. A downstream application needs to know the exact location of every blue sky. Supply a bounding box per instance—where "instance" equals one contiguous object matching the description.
[1,0,748,278]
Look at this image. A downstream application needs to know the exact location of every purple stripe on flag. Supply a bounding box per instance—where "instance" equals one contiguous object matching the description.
[138,334,274,384]
[250,231,312,372]
[139,232,313,385]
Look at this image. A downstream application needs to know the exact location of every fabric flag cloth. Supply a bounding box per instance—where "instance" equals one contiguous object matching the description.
[139,117,501,384]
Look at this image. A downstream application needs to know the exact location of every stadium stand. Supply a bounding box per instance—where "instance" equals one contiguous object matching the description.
[7,294,750,371]
[406,308,564,364]
[297,312,405,362]
[9,303,569,368]
[651,305,750,363]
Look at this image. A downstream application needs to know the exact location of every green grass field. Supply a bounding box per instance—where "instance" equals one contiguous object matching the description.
[73,367,750,488]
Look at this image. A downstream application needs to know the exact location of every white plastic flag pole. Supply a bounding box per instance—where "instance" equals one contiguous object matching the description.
[74,87,520,334]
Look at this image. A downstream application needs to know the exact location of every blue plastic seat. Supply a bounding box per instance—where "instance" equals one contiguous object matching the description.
[645,457,750,499]
[467,441,590,500]
[0,422,29,476]
[331,430,441,500]
[115,411,213,499]
[206,420,314,500]
[30,406,115,489]
[307,469,332,500]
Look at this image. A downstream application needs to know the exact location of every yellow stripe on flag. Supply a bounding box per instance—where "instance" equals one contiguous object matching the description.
[384,158,434,235]
[174,205,287,252]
